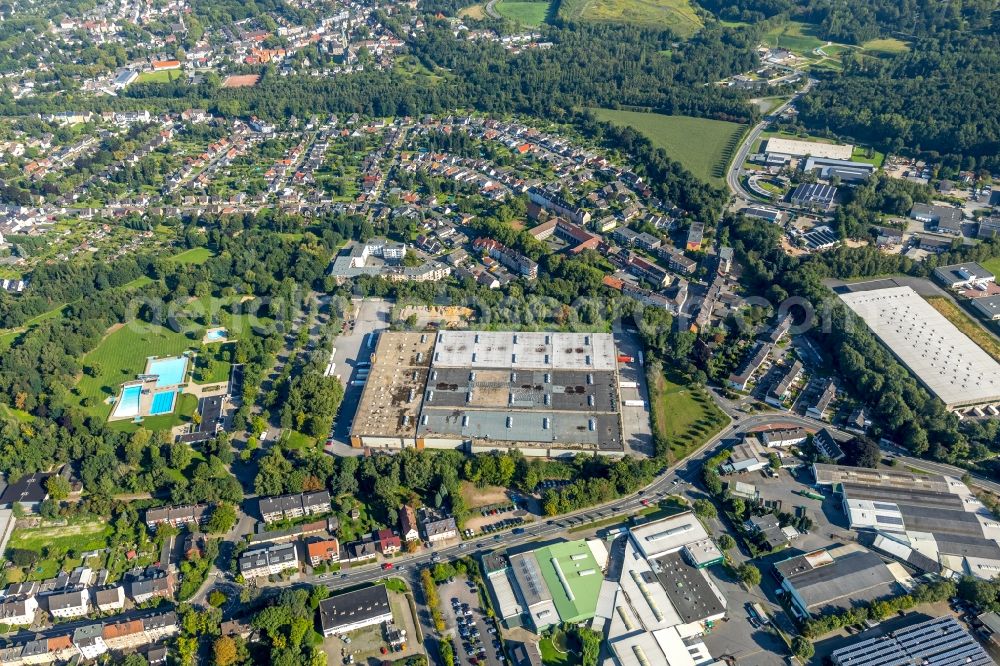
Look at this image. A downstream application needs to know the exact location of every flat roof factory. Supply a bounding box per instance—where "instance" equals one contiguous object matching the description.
[350,331,627,456]
[839,286,1000,409]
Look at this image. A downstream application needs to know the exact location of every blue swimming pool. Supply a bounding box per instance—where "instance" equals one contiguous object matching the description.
[112,385,142,419]
[147,356,187,387]
[149,391,176,415]
[206,328,227,341]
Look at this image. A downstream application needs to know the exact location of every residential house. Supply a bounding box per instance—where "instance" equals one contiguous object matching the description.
[473,237,538,279]
[813,429,845,461]
[686,222,704,251]
[238,543,300,579]
[727,342,772,391]
[766,360,803,407]
[420,512,458,545]
[258,491,331,523]
[375,529,401,555]
[626,254,670,288]
[399,505,420,542]
[657,245,697,275]
[101,618,146,651]
[94,586,125,613]
[73,625,108,660]
[47,590,90,619]
[807,380,837,420]
[0,595,37,626]
[759,428,808,447]
[142,612,180,642]
[144,503,211,530]
[344,539,379,563]
[127,574,174,604]
[306,538,340,567]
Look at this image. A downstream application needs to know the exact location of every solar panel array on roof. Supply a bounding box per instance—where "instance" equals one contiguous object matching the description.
[832,616,994,666]
[875,515,904,527]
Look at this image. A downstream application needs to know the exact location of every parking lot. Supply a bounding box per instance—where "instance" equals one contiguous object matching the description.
[326,298,392,452]
[439,577,504,666]
[614,326,653,457]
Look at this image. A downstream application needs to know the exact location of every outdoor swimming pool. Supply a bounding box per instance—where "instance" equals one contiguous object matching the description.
[112,385,142,419]
[147,356,188,387]
[205,328,228,341]
[149,391,177,415]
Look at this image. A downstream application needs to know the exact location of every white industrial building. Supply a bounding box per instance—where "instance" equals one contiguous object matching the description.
[605,515,728,666]
[764,137,854,160]
[839,286,1000,409]
[815,463,1000,579]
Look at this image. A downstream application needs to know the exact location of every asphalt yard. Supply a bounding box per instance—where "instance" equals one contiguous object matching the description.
[326,298,392,452]
[439,577,503,666]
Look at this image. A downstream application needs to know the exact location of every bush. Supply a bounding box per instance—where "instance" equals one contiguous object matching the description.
[792,636,814,660]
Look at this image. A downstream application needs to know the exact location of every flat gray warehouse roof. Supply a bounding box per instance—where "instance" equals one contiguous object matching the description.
[417,408,622,450]
[432,331,617,371]
[785,550,899,613]
[839,286,1000,409]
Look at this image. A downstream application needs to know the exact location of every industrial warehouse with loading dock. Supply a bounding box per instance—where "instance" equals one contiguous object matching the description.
[349,331,637,457]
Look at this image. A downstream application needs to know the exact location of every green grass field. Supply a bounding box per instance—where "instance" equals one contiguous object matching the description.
[167,247,215,265]
[981,258,1000,277]
[650,370,728,464]
[559,0,702,37]
[539,632,581,666]
[496,0,551,25]
[75,323,199,424]
[763,20,827,55]
[862,38,910,55]
[137,69,181,84]
[590,109,745,186]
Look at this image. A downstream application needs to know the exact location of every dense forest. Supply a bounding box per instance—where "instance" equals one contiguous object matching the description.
[798,32,1000,173]
[698,0,997,43]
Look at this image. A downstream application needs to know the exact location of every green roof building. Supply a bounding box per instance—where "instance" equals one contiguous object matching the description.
[533,540,604,625]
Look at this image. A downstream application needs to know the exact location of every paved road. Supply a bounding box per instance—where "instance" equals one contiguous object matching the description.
[484,0,500,18]
[726,79,813,202]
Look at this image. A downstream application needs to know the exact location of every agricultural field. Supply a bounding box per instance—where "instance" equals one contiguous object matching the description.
[559,0,702,37]
[590,109,745,186]
[650,370,728,464]
[136,69,181,84]
[496,0,551,26]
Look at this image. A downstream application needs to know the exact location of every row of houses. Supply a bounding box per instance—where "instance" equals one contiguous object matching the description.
[0,612,175,666]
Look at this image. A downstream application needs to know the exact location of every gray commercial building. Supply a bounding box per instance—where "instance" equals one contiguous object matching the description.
[351,331,626,457]
[911,204,964,235]
[776,548,901,618]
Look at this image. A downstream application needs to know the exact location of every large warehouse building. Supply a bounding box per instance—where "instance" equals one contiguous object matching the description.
[350,331,627,456]
[839,286,1000,409]
[814,463,1000,579]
